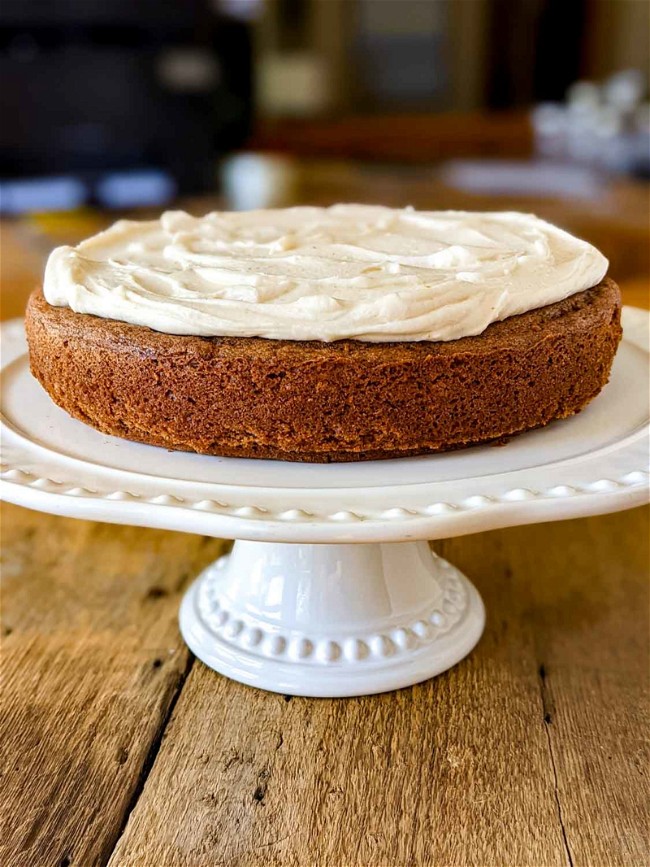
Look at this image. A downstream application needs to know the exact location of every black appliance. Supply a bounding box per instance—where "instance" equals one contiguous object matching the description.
[0,0,252,209]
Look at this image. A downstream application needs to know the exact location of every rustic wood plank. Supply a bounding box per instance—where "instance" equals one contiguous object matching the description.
[0,503,227,867]
[504,508,649,867]
[107,515,649,867]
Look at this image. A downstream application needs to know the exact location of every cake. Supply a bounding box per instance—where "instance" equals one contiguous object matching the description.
[26,206,622,462]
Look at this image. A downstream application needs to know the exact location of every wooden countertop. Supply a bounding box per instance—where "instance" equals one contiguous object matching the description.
[2,159,648,867]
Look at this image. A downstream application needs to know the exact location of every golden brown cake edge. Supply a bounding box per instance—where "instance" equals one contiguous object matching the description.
[25,280,622,462]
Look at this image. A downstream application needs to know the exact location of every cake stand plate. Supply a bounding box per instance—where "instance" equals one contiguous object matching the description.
[2,310,648,696]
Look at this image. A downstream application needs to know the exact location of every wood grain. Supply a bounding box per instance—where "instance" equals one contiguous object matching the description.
[503,513,650,867]
[0,504,226,867]
[106,509,649,867]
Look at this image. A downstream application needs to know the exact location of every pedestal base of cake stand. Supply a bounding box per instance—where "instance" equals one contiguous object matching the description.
[179,539,485,697]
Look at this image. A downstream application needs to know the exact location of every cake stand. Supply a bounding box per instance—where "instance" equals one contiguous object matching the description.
[2,310,648,697]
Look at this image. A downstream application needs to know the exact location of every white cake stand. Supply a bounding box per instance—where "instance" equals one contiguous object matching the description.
[2,310,648,696]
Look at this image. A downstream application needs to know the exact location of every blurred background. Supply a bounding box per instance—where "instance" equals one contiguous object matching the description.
[1,0,649,315]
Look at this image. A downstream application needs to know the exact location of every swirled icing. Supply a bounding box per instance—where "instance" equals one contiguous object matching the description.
[43,205,608,342]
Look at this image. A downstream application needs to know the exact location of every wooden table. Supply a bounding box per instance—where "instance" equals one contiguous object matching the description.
[2,159,649,867]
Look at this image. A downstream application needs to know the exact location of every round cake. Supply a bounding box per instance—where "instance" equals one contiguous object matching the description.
[26,206,622,462]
